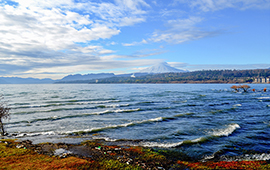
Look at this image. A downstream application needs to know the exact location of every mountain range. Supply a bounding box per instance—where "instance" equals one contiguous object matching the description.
[0,62,186,84]
[0,77,54,84]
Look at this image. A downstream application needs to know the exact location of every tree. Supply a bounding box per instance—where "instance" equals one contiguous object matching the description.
[231,85,239,92]
[0,96,10,136]
[231,85,250,92]
[239,85,250,92]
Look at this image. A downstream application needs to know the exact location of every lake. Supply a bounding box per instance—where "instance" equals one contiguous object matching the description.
[1,84,269,161]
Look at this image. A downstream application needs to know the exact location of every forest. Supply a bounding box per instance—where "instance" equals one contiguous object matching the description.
[94,69,270,84]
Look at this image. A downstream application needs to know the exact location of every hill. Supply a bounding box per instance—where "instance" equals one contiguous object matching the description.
[93,69,270,84]
[0,77,54,84]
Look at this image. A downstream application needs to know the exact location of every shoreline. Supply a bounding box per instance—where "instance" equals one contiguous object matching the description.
[1,138,269,170]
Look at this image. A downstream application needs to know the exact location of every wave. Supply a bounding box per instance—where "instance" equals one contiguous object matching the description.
[211,124,240,137]
[6,116,165,136]
[257,97,270,100]
[12,100,121,110]
[64,117,164,135]
[13,131,57,138]
[219,153,270,161]
[9,108,142,125]
[233,104,242,107]
[89,108,141,115]
[139,141,184,148]
[138,124,241,148]
[139,136,210,148]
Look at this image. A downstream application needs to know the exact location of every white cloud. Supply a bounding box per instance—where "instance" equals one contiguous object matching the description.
[149,16,221,44]
[115,0,150,13]
[185,64,270,71]
[122,39,148,46]
[174,0,270,11]
[21,58,163,79]
[0,0,151,78]
[168,62,188,68]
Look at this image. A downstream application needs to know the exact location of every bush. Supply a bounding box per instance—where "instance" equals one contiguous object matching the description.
[0,96,10,136]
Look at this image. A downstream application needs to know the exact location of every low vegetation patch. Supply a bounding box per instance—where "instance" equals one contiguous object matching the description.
[0,139,269,170]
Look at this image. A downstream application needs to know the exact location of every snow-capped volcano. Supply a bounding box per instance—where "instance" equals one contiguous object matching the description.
[140,62,187,73]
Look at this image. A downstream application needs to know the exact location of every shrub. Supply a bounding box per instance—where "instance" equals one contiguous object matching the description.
[0,96,10,136]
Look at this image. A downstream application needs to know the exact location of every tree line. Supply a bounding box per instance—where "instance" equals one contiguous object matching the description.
[94,69,270,84]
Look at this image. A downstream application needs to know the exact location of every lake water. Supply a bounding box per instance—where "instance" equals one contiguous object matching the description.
[1,84,270,161]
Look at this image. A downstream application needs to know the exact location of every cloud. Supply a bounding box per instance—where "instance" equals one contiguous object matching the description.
[185,64,270,71]
[149,16,221,44]
[0,0,151,78]
[168,62,189,68]
[174,0,270,11]
[81,0,149,27]
[122,39,148,46]
[21,58,163,79]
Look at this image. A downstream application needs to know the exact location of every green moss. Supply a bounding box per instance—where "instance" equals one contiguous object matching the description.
[140,148,166,162]
[100,159,142,170]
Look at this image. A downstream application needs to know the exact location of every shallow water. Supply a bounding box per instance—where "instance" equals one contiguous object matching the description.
[1,84,270,160]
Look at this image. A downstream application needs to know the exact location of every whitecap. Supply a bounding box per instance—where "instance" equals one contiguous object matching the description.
[212,124,240,137]
[138,137,207,148]
[63,116,165,135]
[139,141,183,148]
[257,97,270,100]
[191,137,204,143]
[114,108,140,113]
[222,153,270,161]
[15,131,56,137]
[148,117,163,122]
[233,104,242,107]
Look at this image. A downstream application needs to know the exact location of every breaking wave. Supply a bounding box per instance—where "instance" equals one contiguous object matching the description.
[211,124,240,137]
[64,117,164,135]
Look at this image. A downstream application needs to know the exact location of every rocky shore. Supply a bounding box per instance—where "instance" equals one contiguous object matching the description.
[0,139,269,170]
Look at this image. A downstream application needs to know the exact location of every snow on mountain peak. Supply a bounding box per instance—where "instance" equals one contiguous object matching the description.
[140,62,187,73]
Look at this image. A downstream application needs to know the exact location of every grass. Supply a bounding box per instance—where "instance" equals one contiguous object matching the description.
[0,139,269,170]
[0,139,92,170]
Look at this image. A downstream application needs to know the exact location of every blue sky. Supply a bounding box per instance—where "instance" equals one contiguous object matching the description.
[0,0,269,79]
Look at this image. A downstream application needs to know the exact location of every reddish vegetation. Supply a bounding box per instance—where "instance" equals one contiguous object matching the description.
[0,139,269,170]
[231,85,251,92]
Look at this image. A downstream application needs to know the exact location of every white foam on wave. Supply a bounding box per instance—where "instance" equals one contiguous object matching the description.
[212,124,240,137]
[257,97,270,100]
[222,153,270,161]
[139,141,183,148]
[89,100,120,104]
[148,117,163,122]
[114,108,140,113]
[248,153,270,161]
[92,136,118,142]
[15,131,56,137]
[94,110,112,115]
[139,137,206,148]
[233,104,242,107]
[92,108,140,115]
[191,137,204,143]
[64,116,165,135]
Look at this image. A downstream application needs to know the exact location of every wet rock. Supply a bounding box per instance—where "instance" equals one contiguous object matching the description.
[54,148,72,158]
